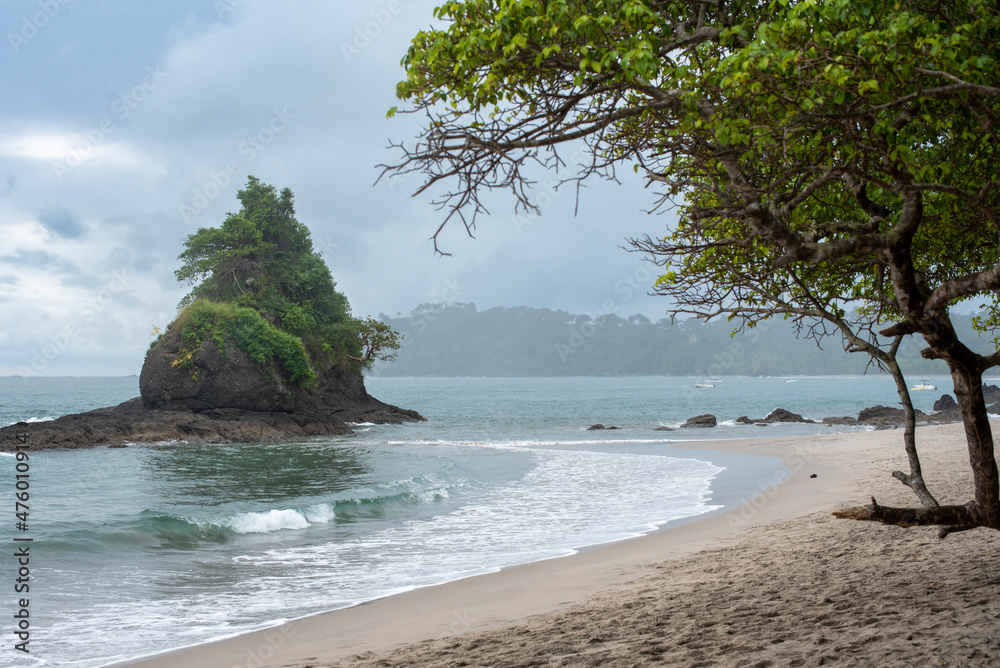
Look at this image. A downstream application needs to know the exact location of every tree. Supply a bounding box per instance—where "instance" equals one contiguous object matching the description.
[176,176,352,354]
[348,316,404,368]
[386,0,1000,532]
[174,176,396,375]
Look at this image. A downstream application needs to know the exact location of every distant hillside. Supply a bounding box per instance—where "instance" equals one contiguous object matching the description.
[373,303,999,377]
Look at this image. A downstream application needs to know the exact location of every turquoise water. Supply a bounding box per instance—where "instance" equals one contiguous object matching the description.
[0,374,949,666]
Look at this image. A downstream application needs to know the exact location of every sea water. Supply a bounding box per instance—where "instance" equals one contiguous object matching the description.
[0,374,951,666]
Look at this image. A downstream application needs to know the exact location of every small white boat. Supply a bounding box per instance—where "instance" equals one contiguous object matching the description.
[694,382,715,388]
[911,380,937,390]
[785,379,798,383]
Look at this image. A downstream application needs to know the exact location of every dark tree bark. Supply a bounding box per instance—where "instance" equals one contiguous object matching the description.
[885,350,939,509]
[833,497,976,527]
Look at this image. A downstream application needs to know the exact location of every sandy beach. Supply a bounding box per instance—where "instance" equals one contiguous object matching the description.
[120,422,1000,667]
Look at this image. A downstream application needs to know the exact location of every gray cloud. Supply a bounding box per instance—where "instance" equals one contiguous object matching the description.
[0,0,675,375]
[37,205,86,238]
[0,249,81,276]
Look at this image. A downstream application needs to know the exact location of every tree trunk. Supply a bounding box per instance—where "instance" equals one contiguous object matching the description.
[840,232,1000,534]
[886,353,938,508]
[837,361,1000,533]
[951,364,1000,528]
[833,497,974,526]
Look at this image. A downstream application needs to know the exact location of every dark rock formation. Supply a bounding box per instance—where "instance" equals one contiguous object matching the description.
[0,398,335,451]
[0,388,423,452]
[984,384,1000,403]
[139,331,413,421]
[734,409,815,426]
[857,405,904,421]
[933,394,957,412]
[0,325,423,451]
[681,414,717,428]
[856,404,931,428]
[822,416,858,426]
[587,424,619,430]
[653,425,674,431]
[140,337,293,413]
[762,408,816,424]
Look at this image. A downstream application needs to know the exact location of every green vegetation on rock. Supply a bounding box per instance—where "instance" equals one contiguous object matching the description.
[171,300,316,386]
[165,176,400,385]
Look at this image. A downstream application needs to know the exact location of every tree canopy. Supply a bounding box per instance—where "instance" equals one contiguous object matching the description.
[172,177,399,379]
[176,176,352,353]
[387,0,1000,533]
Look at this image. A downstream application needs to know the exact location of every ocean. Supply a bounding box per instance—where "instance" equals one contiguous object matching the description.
[0,374,951,666]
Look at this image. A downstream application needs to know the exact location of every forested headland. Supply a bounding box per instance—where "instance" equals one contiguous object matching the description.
[374,304,998,378]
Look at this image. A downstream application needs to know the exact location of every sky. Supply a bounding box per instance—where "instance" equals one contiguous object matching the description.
[0,0,677,376]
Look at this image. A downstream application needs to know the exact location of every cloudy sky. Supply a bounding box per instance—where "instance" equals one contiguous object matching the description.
[0,0,675,376]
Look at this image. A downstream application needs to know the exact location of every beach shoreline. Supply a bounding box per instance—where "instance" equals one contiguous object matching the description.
[112,423,911,668]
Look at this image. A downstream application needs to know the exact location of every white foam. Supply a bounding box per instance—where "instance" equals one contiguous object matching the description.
[223,509,310,534]
[387,437,675,449]
[3,416,55,427]
[239,449,724,583]
[302,504,336,523]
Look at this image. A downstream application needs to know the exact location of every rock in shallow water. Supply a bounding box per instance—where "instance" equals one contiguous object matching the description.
[0,393,423,452]
[0,330,423,451]
[681,414,717,428]
[763,408,816,424]
[822,416,858,426]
